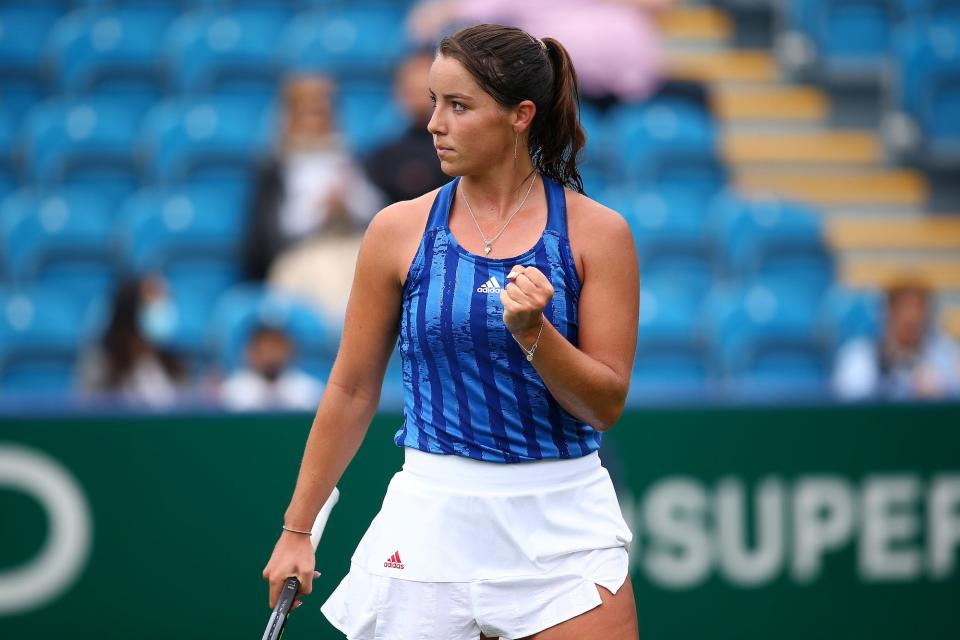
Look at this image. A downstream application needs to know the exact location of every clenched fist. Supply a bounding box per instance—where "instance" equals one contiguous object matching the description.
[501,265,553,338]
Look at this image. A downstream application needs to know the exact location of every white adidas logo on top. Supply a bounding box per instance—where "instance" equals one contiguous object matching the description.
[476,276,502,294]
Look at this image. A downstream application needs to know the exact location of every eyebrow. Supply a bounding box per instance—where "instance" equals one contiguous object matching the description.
[429,89,474,101]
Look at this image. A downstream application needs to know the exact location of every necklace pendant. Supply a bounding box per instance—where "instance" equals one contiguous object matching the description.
[526,353,534,362]
[483,242,492,255]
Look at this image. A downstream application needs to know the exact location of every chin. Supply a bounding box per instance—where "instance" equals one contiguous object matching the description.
[438,160,464,177]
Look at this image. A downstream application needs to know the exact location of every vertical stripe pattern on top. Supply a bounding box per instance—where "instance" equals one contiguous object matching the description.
[396,175,600,462]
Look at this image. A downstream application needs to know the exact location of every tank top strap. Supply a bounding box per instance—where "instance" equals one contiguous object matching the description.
[543,175,568,235]
[424,177,460,232]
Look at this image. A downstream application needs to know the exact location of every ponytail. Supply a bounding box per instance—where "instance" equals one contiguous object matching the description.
[532,37,585,193]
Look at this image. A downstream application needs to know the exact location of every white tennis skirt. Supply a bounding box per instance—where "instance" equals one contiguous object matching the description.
[321,447,633,639]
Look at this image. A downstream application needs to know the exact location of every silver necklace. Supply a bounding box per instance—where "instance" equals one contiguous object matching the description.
[460,173,538,256]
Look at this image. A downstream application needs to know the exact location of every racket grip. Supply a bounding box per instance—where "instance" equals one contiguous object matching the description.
[277,575,300,610]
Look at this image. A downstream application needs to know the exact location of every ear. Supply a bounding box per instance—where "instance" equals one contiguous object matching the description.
[511,99,537,134]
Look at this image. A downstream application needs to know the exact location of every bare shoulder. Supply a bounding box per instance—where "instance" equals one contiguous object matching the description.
[362,187,442,286]
[564,189,636,275]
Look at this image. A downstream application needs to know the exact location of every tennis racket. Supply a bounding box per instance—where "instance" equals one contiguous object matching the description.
[261,487,340,640]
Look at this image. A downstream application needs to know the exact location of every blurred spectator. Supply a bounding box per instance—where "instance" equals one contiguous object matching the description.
[407,0,669,105]
[242,74,384,280]
[364,51,449,204]
[77,276,188,407]
[833,278,960,401]
[220,324,324,411]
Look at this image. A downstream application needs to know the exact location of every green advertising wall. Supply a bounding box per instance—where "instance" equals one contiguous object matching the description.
[1,403,958,639]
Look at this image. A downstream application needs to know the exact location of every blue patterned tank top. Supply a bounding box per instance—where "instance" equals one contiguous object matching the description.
[394,175,600,462]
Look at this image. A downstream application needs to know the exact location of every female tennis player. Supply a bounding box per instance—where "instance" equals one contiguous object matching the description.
[262,23,639,639]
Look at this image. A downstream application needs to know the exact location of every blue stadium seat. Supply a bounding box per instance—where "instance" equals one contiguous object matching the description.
[818,285,883,352]
[633,277,710,391]
[0,188,117,301]
[0,6,60,119]
[207,284,335,376]
[603,98,725,199]
[903,0,960,30]
[578,101,606,169]
[707,192,835,296]
[20,98,143,202]
[703,281,830,394]
[891,25,960,164]
[578,164,610,198]
[603,186,714,291]
[0,110,19,201]
[44,7,176,109]
[140,97,271,188]
[163,7,290,103]
[0,285,89,394]
[280,7,410,79]
[336,81,409,155]
[780,0,900,82]
[117,186,247,297]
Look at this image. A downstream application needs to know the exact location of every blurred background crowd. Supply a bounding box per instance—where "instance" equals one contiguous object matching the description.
[0,0,958,412]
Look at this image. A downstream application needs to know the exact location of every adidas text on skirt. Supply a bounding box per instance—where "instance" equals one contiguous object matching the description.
[320,447,633,639]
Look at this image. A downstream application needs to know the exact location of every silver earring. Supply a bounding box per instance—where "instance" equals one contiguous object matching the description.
[514,131,519,161]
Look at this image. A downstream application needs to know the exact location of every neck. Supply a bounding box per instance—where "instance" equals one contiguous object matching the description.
[460,157,538,221]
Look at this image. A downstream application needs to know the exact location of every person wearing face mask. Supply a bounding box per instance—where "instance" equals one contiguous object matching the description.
[220,324,324,412]
[242,74,385,281]
[76,276,188,407]
[833,276,960,400]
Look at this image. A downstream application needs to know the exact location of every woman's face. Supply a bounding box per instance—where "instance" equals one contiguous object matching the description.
[427,55,513,176]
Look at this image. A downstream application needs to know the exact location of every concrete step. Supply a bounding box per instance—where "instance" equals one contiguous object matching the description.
[734,168,929,207]
[722,130,884,166]
[840,257,960,290]
[667,49,778,83]
[826,217,960,251]
[944,306,960,339]
[658,5,733,43]
[712,85,829,124]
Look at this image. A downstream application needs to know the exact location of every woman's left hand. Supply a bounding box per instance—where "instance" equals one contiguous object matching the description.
[501,265,554,337]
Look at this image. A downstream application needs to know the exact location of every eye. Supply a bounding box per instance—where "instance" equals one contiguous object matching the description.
[452,101,466,112]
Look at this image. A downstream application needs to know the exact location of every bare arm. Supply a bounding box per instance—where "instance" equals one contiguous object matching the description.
[262,202,410,607]
[501,201,639,431]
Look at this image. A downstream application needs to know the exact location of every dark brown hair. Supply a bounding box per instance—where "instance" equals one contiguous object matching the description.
[438,24,586,193]
[884,274,931,309]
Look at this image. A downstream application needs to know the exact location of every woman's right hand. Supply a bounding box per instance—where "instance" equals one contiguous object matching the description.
[262,531,322,611]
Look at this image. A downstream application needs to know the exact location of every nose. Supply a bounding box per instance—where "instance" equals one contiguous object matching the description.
[427,104,444,136]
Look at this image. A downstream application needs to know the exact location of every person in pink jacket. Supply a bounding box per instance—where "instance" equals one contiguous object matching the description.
[408,0,668,104]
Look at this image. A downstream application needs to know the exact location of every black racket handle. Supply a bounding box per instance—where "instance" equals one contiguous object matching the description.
[261,576,301,640]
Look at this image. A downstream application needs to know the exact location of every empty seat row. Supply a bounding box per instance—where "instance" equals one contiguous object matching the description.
[633,280,883,394]
[597,188,834,295]
[0,3,412,120]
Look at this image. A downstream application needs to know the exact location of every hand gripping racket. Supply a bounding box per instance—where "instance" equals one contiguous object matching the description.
[261,487,340,640]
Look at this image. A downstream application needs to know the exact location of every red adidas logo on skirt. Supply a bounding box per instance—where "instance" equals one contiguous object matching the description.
[384,551,404,569]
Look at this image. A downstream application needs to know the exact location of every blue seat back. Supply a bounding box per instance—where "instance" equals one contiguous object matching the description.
[0,188,117,300]
[164,8,290,98]
[141,97,271,187]
[280,7,410,79]
[21,98,143,199]
[46,7,175,107]
[708,192,834,295]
